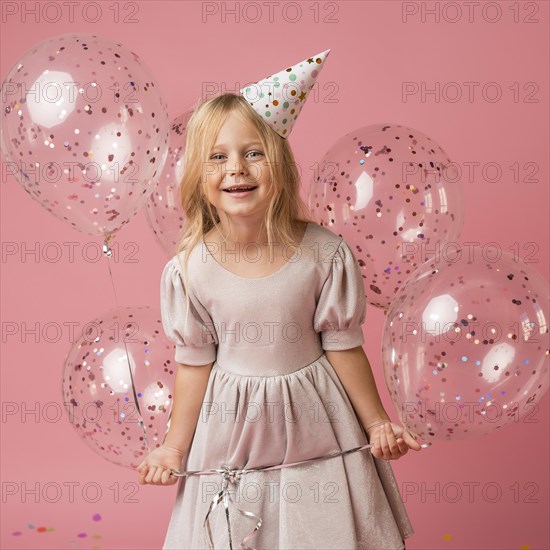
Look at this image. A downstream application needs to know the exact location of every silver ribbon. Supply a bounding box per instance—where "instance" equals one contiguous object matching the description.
[171,440,431,549]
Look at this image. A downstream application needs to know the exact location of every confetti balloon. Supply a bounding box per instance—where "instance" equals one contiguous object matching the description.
[145,111,192,257]
[309,123,464,310]
[381,247,549,442]
[0,32,170,240]
[61,305,179,469]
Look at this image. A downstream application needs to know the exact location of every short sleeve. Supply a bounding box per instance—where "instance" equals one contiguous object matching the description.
[313,239,366,351]
[160,256,218,366]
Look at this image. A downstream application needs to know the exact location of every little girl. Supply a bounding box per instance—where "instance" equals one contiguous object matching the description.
[137,55,423,550]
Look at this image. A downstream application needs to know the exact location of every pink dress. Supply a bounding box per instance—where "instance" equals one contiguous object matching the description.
[160,221,414,550]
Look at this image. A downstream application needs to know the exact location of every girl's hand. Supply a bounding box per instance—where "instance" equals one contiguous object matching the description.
[367,422,422,461]
[136,445,188,486]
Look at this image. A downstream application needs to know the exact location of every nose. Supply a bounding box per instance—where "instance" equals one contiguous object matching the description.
[228,160,247,179]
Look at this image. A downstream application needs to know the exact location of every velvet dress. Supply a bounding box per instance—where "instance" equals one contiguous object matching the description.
[160,221,414,550]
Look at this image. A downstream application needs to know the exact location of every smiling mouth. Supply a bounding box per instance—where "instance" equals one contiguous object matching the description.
[223,186,258,193]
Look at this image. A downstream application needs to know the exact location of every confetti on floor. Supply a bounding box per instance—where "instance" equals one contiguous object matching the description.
[10,515,102,549]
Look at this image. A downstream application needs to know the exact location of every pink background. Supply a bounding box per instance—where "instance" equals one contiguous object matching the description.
[1,1,548,549]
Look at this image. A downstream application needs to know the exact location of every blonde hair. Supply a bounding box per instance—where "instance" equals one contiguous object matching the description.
[172,92,316,344]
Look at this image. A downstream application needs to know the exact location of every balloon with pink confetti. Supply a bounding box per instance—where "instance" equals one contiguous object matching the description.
[0,32,170,240]
[145,111,192,258]
[308,123,464,310]
[381,246,549,442]
[61,305,178,469]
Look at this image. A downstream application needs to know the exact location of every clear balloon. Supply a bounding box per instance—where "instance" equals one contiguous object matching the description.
[61,305,179,469]
[308,123,464,310]
[381,246,549,443]
[0,32,170,239]
[145,111,192,257]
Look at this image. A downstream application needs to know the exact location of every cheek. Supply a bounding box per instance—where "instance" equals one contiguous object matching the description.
[203,163,222,183]
[255,162,271,184]
[204,181,221,202]
[206,171,222,187]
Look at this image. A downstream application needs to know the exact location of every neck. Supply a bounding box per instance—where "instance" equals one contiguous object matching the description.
[213,221,268,246]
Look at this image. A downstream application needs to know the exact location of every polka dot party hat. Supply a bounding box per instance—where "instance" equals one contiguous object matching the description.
[240,49,331,139]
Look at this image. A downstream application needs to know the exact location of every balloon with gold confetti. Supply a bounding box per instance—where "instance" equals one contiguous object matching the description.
[381,247,549,442]
[61,305,178,469]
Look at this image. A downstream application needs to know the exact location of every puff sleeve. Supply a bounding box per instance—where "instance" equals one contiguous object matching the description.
[313,238,366,351]
[160,256,218,366]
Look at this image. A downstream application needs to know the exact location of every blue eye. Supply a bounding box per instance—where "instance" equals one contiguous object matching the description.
[210,151,263,160]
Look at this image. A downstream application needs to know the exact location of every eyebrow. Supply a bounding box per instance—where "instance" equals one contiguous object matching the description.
[212,142,263,149]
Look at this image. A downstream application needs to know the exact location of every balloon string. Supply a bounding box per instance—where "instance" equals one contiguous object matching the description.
[103,234,150,450]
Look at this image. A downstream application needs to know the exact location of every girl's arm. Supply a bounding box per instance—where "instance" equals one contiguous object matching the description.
[326,346,422,459]
[326,346,391,429]
[163,361,215,453]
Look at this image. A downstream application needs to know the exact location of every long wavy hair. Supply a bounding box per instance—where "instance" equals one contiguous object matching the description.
[173,92,316,344]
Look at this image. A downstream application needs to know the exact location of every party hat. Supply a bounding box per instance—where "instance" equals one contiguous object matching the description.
[240,49,331,138]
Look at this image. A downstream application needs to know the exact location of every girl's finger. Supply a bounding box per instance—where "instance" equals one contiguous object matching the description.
[385,423,400,459]
[152,467,165,485]
[369,432,381,459]
[403,429,423,451]
[138,465,149,484]
[396,436,409,455]
[371,441,381,459]
[145,465,158,484]
[380,423,390,460]
[161,468,173,485]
